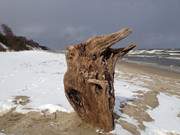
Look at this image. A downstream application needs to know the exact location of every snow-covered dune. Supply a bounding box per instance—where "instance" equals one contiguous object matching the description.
[0,51,72,114]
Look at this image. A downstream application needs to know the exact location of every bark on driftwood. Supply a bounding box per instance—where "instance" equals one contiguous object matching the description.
[64,28,136,132]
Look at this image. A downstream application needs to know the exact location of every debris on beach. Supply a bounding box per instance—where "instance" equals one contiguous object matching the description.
[64,28,136,131]
[13,96,30,106]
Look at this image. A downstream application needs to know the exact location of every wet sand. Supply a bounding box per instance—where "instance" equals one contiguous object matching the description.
[0,61,180,135]
[115,61,180,135]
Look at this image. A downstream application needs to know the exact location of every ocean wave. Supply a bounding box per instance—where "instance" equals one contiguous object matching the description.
[129,49,165,55]
[127,55,156,58]
[169,53,180,56]
[165,57,180,60]
[129,49,180,56]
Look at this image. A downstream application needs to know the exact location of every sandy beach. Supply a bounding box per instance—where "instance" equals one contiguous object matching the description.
[1,0,180,134]
[115,61,180,135]
[0,51,180,135]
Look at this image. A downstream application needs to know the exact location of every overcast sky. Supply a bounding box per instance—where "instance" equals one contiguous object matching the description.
[0,0,180,49]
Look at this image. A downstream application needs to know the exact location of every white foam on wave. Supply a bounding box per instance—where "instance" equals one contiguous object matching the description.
[166,56,180,60]
[129,49,165,55]
[129,49,180,60]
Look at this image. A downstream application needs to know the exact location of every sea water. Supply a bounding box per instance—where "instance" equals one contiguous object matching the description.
[125,49,180,73]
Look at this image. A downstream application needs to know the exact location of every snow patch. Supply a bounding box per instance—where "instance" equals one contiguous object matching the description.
[38,104,70,113]
[120,113,139,127]
[142,93,180,135]
[114,77,149,116]
[0,51,72,114]
[0,42,8,50]
[1,50,180,135]
[0,100,15,116]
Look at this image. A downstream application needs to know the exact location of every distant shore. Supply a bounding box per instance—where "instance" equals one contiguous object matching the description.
[119,60,180,80]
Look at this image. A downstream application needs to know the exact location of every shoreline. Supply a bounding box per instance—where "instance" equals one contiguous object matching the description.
[118,60,180,80]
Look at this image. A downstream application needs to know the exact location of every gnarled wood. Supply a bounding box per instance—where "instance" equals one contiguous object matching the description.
[64,28,136,131]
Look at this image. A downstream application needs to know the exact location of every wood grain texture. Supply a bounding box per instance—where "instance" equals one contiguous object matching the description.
[64,28,136,131]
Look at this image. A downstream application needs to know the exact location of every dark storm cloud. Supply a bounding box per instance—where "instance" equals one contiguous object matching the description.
[0,0,180,49]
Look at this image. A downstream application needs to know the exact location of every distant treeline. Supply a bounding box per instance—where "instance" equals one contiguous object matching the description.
[0,24,49,51]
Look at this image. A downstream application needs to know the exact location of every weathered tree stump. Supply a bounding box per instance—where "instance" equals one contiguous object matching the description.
[64,28,136,132]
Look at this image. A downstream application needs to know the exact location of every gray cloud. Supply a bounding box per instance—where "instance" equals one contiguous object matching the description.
[0,0,180,49]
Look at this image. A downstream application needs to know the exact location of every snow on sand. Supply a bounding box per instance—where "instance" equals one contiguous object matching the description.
[0,51,72,115]
[0,50,180,135]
